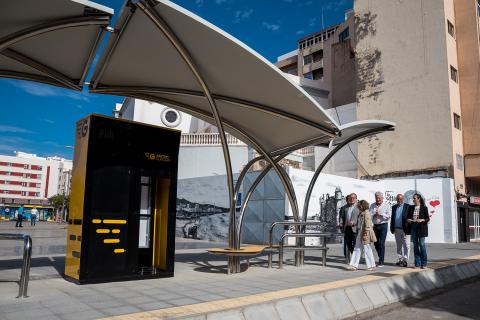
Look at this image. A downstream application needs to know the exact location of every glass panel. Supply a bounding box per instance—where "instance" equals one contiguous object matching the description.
[139,216,150,248]
[140,185,151,215]
[141,176,151,184]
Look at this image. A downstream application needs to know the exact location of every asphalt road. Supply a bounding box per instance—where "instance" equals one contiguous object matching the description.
[369,278,480,320]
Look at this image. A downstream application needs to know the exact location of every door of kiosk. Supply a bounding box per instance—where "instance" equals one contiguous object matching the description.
[65,114,180,284]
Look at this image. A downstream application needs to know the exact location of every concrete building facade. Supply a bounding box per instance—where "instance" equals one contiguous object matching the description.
[0,152,73,205]
[353,0,480,202]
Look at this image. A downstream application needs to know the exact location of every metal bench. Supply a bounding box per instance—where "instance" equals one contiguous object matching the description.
[277,232,341,269]
[207,245,267,274]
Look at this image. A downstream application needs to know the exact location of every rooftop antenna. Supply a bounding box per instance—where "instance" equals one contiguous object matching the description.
[321,6,325,30]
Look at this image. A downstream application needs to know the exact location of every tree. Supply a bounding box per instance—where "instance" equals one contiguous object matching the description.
[48,194,69,222]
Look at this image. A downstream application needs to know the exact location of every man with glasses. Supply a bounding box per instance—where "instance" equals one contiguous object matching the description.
[370,192,391,267]
[390,194,410,267]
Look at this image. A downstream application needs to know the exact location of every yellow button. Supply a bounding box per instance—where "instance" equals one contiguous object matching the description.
[114,248,125,254]
[92,219,102,224]
[112,229,121,234]
[103,239,120,244]
[96,229,110,234]
[103,219,127,224]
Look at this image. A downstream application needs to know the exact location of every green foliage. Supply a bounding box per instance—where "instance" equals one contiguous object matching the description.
[48,194,69,209]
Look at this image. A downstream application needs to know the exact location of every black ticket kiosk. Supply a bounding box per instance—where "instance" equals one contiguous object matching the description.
[65,114,180,284]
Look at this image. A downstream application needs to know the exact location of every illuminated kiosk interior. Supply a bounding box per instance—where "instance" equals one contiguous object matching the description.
[65,115,180,283]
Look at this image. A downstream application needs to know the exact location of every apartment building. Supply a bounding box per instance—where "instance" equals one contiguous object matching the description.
[0,151,72,206]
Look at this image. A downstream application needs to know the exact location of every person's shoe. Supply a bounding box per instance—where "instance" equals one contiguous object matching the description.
[395,261,402,266]
[346,266,357,271]
[401,261,408,267]
[377,264,384,267]
[421,265,427,269]
[367,267,376,271]
[413,265,419,269]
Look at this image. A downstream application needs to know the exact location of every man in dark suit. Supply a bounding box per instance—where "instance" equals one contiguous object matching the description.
[339,193,359,263]
[390,194,410,267]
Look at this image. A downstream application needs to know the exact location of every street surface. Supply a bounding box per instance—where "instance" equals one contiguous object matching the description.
[369,278,480,320]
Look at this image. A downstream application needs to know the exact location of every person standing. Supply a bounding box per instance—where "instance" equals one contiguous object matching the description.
[406,193,430,269]
[347,200,377,271]
[30,206,38,227]
[370,192,391,267]
[339,193,359,263]
[15,205,24,228]
[390,194,410,267]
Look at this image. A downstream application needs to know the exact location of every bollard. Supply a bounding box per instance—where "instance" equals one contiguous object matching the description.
[0,234,32,298]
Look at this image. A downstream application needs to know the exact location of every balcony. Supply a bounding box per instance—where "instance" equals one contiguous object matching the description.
[180,133,246,146]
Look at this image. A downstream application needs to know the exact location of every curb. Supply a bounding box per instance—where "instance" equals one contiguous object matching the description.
[102,255,480,320]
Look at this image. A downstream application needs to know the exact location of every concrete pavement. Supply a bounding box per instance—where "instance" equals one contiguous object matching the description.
[0,222,479,319]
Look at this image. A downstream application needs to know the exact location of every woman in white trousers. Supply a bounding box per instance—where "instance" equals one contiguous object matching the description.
[347,200,377,271]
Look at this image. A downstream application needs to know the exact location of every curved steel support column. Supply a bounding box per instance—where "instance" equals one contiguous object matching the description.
[90,85,338,136]
[0,16,110,51]
[0,49,82,91]
[134,0,239,270]
[234,155,264,198]
[302,127,394,222]
[235,152,289,247]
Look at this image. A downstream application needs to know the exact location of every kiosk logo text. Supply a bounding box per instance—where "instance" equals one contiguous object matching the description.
[145,153,171,162]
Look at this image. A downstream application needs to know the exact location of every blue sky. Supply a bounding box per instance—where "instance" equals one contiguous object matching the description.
[0,0,352,159]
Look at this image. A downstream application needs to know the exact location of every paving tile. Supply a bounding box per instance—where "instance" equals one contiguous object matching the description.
[274,297,309,320]
[323,288,356,319]
[301,293,336,320]
[242,303,280,320]
[206,309,244,320]
[345,285,373,314]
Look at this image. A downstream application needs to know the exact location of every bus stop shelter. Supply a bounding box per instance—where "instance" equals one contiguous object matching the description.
[0,0,394,274]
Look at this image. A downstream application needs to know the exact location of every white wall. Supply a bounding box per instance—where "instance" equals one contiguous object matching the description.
[289,167,458,243]
[178,145,249,179]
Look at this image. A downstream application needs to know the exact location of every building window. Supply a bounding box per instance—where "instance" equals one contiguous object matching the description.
[453,113,461,130]
[303,54,313,65]
[312,68,324,80]
[447,20,455,38]
[304,72,313,79]
[456,154,464,171]
[312,50,323,62]
[450,65,458,83]
[339,27,349,42]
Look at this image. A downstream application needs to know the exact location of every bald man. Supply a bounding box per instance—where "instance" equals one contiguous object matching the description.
[390,194,410,267]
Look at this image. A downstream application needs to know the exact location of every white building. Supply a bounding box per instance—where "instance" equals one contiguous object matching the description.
[0,151,73,204]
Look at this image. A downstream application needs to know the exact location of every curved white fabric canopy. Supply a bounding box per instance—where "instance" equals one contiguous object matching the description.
[89,0,348,154]
[0,0,113,90]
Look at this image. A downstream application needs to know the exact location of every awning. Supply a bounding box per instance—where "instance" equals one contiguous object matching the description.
[88,0,391,155]
[0,0,113,91]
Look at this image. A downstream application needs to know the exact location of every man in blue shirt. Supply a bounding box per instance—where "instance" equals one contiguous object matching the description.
[390,194,410,267]
[15,205,24,228]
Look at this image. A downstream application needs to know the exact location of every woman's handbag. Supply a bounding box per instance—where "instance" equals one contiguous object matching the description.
[370,230,377,243]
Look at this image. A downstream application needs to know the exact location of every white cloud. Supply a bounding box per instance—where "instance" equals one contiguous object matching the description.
[40,118,55,124]
[233,9,254,23]
[309,17,317,27]
[0,125,34,134]
[262,22,280,32]
[7,80,91,102]
[0,137,32,153]
[296,30,305,35]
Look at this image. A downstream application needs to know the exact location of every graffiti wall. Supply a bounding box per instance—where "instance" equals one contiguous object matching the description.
[175,168,458,244]
[288,168,457,243]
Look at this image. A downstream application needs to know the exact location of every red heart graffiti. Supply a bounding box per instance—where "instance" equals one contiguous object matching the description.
[429,200,440,207]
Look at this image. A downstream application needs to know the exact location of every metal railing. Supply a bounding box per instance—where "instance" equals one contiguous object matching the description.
[267,221,327,268]
[278,232,340,269]
[0,233,32,298]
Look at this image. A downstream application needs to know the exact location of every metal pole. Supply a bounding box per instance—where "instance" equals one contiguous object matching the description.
[18,235,32,298]
[133,0,238,270]
[300,127,393,265]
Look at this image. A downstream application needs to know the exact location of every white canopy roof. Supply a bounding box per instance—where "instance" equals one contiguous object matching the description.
[90,0,394,155]
[0,0,113,90]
